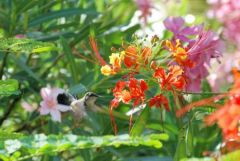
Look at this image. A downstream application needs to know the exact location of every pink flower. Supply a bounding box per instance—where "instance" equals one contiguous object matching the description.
[164,17,224,92]
[163,17,202,43]
[185,31,224,92]
[15,34,25,39]
[135,0,153,24]
[208,52,240,92]
[208,0,240,48]
[39,87,72,122]
[21,101,37,112]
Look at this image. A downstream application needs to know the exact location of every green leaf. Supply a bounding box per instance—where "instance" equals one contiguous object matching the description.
[11,55,42,82]
[174,127,188,161]
[0,79,20,96]
[60,37,79,84]
[0,38,57,53]
[69,83,87,95]
[130,107,150,136]
[29,8,98,27]
[0,133,168,160]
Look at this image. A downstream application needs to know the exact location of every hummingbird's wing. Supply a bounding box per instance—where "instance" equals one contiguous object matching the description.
[71,99,87,122]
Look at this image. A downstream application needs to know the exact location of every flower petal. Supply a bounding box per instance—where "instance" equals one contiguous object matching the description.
[40,88,51,100]
[50,110,61,122]
[56,104,72,112]
[39,102,50,115]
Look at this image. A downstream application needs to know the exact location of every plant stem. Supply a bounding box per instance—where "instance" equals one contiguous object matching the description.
[0,96,21,126]
[181,91,229,95]
[0,52,9,79]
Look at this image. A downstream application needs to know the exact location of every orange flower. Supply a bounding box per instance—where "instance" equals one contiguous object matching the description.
[110,78,148,108]
[124,46,139,68]
[109,78,148,134]
[149,94,170,111]
[141,47,152,65]
[123,45,152,69]
[111,81,130,108]
[165,40,194,68]
[153,65,186,91]
[109,53,123,70]
[204,68,240,141]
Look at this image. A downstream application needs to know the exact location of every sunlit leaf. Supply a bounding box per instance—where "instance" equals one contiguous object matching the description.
[0,38,57,53]
[0,79,20,96]
[0,133,168,160]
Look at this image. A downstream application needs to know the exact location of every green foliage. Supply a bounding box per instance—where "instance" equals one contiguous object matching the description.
[0,79,20,96]
[130,107,150,136]
[181,149,240,161]
[0,133,168,160]
[0,0,237,161]
[0,38,57,53]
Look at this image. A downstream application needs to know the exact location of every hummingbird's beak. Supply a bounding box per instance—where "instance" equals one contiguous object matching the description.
[92,93,101,97]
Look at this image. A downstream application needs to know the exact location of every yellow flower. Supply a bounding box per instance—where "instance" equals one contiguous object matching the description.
[109,53,121,68]
[101,65,115,76]
[173,47,187,61]
[165,39,188,63]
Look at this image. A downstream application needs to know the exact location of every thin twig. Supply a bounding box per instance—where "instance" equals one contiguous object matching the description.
[181,91,230,95]
[0,96,21,126]
[26,53,34,65]
[0,52,9,79]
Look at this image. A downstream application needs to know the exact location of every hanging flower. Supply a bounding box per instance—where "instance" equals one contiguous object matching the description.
[149,94,170,111]
[39,87,72,122]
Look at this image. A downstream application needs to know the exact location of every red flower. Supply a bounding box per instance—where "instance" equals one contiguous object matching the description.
[153,65,186,91]
[110,78,148,108]
[128,78,148,106]
[149,94,170,112]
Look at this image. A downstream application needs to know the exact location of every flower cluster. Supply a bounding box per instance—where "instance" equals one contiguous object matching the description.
[164,17,224,92]
[111,78,148,108]
[97,16,223,132]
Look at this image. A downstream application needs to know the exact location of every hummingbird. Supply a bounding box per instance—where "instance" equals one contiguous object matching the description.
[57,92,100,122]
